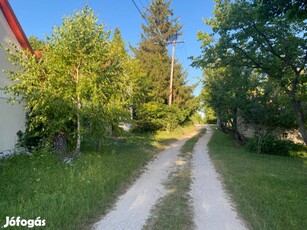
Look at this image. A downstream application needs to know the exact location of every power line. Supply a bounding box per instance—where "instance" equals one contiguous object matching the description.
[131,0,186,106]
[131,0,149,25]
[131,0,164,40]
[138,0,145,8]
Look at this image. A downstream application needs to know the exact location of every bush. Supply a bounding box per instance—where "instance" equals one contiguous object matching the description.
[16,130,42,151]
[131,121,160,133]
[261,135,293,156]
[245,134,294,156]
[133,103,186,132]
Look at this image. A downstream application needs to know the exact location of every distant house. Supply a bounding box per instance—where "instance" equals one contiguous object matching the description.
[0,0,33,154]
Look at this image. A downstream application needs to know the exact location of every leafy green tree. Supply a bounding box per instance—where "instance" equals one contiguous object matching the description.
[28,36,45,51]
[133,0,197,131]
[190,112,205,125]
[200,61,295,147]
[201,65,255,142]
[4,7,129,153]
[194,0,307,144]
[244,77,296,152]
[257,0,306,20]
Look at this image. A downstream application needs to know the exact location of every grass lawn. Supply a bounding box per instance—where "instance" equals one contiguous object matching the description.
[208,127,307,230]
[0,126,196,230]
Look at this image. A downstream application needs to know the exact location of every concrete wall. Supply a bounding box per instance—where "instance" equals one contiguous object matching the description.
[0,10,26,153]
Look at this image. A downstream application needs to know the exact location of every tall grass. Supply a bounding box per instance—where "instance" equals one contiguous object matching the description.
[208,127,307,230]
[0,126,196,230]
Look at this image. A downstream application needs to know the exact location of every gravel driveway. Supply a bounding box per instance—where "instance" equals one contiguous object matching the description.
[93,126,247,230]
[190,126,247,230]
[93,133,195,230]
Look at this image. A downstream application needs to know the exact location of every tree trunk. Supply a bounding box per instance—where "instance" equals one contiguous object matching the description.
[75,112,81,155]
[255,127,266,154]
[216,112,222,129]
[232,107,238,131]
[75,63,81,155]
[291,99,307,145]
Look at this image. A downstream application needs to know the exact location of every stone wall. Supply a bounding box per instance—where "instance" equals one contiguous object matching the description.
[237,118,304,144]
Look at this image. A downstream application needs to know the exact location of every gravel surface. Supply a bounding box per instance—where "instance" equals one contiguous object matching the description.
[190,126,247,230]
[93,134,195,230]
[93,126,247,230]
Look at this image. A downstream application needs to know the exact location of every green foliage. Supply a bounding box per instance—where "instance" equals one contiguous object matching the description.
[190,112,205,125]
[208,128,307,229]
[28,36,45,51]
[203,106,216,124]
[16,129,41,151]
[0,136,153,230]
[256,0,307,21]
[132,0,198,132]
[245,135,295,156]
[133,100,198,132]
[133,102,168,132]
[0,126,197,230]
[4,7,131,153]
[202,66,252,129]
[194,0,307,144]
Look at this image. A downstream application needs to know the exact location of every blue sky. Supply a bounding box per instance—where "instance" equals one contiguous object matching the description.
[9,0,215,95]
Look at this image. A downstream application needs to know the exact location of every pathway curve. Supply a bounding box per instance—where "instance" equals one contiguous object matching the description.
[190,125,247,230]
[93,133,196,230]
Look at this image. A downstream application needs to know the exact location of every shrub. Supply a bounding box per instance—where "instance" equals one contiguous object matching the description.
[245,134,294,156]
[261,135,293,156]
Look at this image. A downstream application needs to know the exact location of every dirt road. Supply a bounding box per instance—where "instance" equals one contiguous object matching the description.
[93,126,247,229]
[93,133,195,230]
[190,126,247,230]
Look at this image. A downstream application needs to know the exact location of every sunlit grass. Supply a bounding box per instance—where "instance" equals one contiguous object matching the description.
[208,127,307,230]
[0,126,196,230]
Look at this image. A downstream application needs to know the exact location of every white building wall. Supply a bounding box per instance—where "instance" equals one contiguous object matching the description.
[0,10,26,152]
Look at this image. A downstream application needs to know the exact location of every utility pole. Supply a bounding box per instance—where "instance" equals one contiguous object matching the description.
[167,35,184,106]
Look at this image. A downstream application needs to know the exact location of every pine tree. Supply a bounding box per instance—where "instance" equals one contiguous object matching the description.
[134,0,182,104]
[132,0,197,131]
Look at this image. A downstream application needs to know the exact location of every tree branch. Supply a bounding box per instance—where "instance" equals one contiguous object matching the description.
[232,44,271,75]
[250,22,281,59]
[298,50,307,74]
